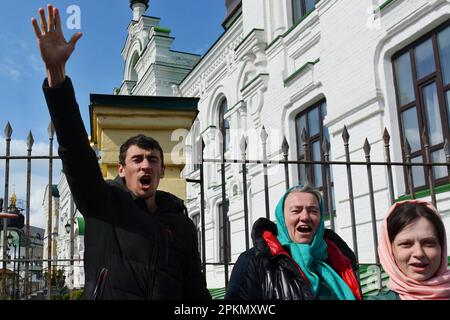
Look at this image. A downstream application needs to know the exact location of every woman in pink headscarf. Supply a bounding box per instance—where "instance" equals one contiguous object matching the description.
[368,200,450,300]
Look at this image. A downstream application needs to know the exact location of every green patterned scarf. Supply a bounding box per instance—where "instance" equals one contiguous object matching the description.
[275,186,356,300]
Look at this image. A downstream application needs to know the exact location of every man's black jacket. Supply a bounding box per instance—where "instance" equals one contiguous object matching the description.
[43,77,210,300]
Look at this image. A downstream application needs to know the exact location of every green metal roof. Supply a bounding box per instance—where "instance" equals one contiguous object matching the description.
[89,94,199,112]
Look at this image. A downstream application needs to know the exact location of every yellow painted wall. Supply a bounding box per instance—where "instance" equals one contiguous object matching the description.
[91,106,197,201]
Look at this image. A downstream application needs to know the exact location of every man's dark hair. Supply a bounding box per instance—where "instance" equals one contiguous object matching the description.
[387,202,445,248]
[119,135,164,167]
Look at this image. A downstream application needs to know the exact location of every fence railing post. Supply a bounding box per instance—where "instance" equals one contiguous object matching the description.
[260,126,270,220]
[301,128,311,185]
[282,137,290,191]
[2,122,12,300]
[69,195,75,291]
[363,138,381,288]
[240,135,250,251]
[383,128,395,205]
[24,131,34,300]
[421,129,437,208]
[342,126,358,263]
[322,137,334,231]
[46,122,54,300]
[199,138,206,276]
[404,139,416,199]
[220,127,230,287]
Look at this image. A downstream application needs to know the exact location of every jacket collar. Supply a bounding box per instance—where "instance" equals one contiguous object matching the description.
[252,218,309,283]
[252,217,297,260]
[252,218,280,258]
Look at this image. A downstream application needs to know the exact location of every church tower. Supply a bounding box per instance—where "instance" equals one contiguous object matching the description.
[119,0,200,96]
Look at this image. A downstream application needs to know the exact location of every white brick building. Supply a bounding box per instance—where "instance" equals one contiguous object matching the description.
[119,0,450,289]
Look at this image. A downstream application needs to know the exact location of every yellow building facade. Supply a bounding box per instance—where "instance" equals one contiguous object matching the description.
[89,94,198,200]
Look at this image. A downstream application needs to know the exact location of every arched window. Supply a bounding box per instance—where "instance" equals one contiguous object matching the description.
[219,98,230,153]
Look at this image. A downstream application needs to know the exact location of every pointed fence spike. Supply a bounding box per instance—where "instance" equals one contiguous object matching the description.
[301,127,309,142]
[363,138,371,156]
[383,128,390,145]
[421,128,429,146]
[404,139,412,156]
[322,136,330,154]
[281,136,289,156]
[48,121,55,139]
[342,125,349,144]
[260,126,268,143]
[27,131,34,150]
[4,122,13,139]
[240,135,247,155]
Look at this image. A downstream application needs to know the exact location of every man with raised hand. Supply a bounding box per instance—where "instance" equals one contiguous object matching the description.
[32,4,210,300]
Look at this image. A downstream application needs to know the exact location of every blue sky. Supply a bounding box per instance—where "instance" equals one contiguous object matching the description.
[0,0,226,227]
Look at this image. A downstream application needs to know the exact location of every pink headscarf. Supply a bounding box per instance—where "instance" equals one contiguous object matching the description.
[378,200,450,300]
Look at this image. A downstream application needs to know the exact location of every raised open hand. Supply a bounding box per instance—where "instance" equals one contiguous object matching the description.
[32,4,82,86]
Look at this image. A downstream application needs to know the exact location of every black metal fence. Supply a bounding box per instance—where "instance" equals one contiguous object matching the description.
[188,125,450,290]
[0,122,82,300]
[2,120,450,299]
